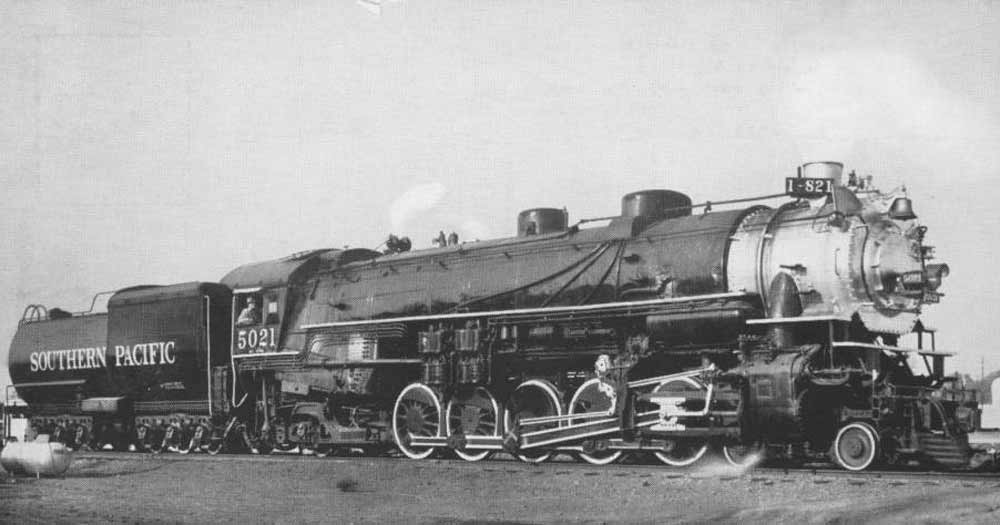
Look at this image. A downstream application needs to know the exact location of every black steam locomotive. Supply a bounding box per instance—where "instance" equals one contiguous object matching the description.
[5,162,978,471]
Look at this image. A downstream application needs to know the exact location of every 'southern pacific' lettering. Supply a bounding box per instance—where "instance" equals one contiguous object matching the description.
[29,347,107,372]
[29,340,177,372]
[114,340,177,367]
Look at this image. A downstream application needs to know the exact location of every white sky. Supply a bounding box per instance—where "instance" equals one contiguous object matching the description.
[1,1,999,390]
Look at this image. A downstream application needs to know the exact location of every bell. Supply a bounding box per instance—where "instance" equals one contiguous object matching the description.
[888,197,917,220]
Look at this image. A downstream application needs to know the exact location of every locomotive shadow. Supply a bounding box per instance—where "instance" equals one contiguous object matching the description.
[59,457,177,479]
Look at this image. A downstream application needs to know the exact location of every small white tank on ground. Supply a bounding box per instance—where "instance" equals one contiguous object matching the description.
[979,378,1000,430]
[0,435,73,477]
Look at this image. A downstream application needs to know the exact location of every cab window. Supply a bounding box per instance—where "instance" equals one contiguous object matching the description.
[264,293,280,325]
[235,293,262,326]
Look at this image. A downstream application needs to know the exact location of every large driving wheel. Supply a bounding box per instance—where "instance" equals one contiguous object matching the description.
[651,377,709,467]
[832,422,879,471]
[568,378,622,465]
[503,379,563,464]
[446,387,500,462]
[392,383,443,460]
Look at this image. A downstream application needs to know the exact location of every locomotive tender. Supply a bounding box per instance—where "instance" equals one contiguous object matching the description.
[5,162,976,471]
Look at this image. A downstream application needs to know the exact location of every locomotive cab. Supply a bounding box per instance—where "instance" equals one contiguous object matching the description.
[232,290,282,354]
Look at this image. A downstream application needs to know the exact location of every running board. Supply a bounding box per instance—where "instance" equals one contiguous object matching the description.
[409,435,498,449]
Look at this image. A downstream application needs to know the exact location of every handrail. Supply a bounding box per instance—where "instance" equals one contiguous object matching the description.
[831,341,953,357]
[745,315,846,325]
[301,292,750,330]
[574,192,789,226]
[85,290,116,314]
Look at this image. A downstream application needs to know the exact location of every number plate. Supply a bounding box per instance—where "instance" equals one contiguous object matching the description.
[236,327,279,354]
[785,177,834,198]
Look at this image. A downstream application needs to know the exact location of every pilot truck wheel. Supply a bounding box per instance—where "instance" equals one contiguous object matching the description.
[832,422,879,471]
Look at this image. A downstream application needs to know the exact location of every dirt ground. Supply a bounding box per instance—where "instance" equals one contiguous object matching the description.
[2,452,1000,524]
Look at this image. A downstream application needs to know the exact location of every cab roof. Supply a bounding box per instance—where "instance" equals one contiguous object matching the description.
[218,249,383,291]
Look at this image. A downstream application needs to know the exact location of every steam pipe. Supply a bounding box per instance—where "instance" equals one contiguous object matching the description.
[767,273,803,348]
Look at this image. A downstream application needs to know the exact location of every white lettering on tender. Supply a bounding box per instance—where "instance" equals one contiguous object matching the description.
[29,340,179,373]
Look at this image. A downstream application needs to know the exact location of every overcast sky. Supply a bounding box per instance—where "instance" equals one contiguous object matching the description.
[2,1,999,390]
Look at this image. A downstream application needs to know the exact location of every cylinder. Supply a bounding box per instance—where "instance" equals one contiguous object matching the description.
[422,357,448,386]
[621,190,692,220]
[0,436,73,476]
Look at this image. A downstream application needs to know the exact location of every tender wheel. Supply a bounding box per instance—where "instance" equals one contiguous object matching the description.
[135,424,150,452]
[722,442,763,467]
[177,425,206,455]
[832,422,879,471]
[51,424,65,445]
[502,379,563,464]
[651,377,709,467]
[165,424,184,453]
[148,426,167,454]
[68,424,88,451]
[392,383,443,460]
[568,378,623,465]
[446,387,500,462]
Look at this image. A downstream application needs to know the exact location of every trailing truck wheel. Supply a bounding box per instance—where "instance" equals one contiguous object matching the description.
[147,426,167,454]
[832,422,879,471]
[314,445,335,458]
[206,438,225,455]
[445,387,500,462]
[502,379,563,464]
[267,418,295,453]
[392,383,443,460]
[651,377,709,467]
[722,442,763,468]
[654,440,710,467]
[568,378,623,465]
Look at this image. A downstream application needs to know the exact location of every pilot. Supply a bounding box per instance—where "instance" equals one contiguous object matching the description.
[237,297,261,326]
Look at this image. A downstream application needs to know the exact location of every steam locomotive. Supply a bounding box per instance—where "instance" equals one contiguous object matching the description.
[5,162,978,471]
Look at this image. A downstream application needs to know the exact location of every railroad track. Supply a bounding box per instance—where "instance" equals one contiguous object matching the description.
[68,449,1000,484]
